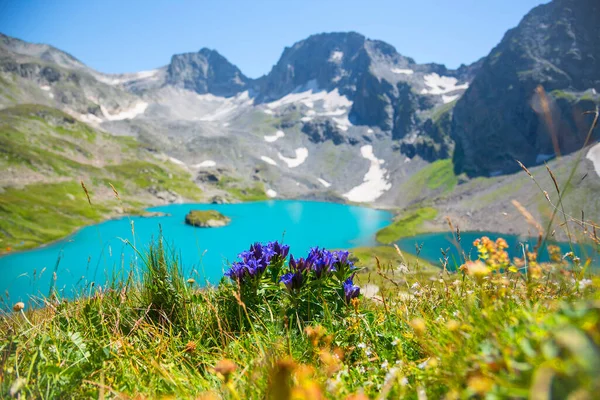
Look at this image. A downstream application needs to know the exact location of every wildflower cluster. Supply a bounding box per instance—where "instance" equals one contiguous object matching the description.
[473,237,510,271]
[223,242,360,324]
[224,241,289,282]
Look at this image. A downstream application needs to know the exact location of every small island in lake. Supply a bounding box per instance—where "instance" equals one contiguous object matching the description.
[184,210,231,228]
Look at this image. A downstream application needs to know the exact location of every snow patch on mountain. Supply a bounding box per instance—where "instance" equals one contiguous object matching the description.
[391,68,414,75]
[329,51,344,63]
[266,80,352,111]
[442,94,459,104]
[100,102,148,121]
[95,69,161,86]
[168,157,186,166]
[76,112,103,125]
[266,189,277,198]
[194,160,216,168]
[421,73,469,95]
[278,148,309,168]
[261,156,278,166]
[264,130,285,143]
[197,91,253,121]
[586,143,600,178]
[333,116,352,132]
[343,145,391,203]
[318,178,331,188]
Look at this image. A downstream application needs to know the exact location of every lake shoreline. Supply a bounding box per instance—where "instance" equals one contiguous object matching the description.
[1,197,398,256]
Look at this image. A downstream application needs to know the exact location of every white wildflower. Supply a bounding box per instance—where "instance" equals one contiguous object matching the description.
[357,343,366,349]
[381,360,389,369]
[576,278,593,290]
[391,338,400,346]
[383,367,399,386]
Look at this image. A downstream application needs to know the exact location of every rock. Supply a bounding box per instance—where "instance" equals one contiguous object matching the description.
[401,107,454,162]
[148,186,182,203]
[451,0,600,177]
[140,211,169,218]
[185,210,230,228]
[210,195,227,204]
[302,119,346,145]
[196,171,220,183]
[166,48,249,97]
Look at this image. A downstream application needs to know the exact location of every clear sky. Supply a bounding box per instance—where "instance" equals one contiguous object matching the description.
[0,0,547,78]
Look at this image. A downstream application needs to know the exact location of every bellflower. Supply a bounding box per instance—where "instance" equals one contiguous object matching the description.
[289,254,312,273]
[343,276,360,303]
[307,247,336,278]
[280,271,303,291]
[225,241,286,282]
[268,241,290,260]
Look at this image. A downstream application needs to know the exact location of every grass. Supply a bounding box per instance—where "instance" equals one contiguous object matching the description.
[411,159,458,193]
[214,174,269,202]
[430,100,456,123]
[352,245,438,292]
[1,236,598,399]
[0,181,113,250]
[399,160,458,206]
[375,207,438,244]
[225,183,269,202]
[0,104,204,251]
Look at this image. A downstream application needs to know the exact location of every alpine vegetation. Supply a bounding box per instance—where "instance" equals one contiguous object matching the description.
[223,242,360,326]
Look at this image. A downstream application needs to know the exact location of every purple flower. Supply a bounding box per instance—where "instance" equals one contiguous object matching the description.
[307,247,336,278]
[225,241,289,283]
[289,254,312,273]
[268,241,290,260]
[280,271,303,291]
[343,276,360,303]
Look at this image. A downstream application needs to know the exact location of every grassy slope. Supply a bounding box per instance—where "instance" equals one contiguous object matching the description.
[380,147,600,245]
[375,208,438,244]
[0,104,203,251]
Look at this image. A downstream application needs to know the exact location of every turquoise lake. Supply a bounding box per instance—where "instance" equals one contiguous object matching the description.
[397,231,599,270]
[0,201,392,304]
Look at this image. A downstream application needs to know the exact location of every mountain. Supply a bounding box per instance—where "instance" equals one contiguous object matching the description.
[2,0,600,252]
[166,48,250,97]
[257,32,476,143]
[451,0,600,177]
[0,104,203,249]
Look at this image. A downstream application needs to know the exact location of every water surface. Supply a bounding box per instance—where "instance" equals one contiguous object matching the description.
[0,201,391,303]
[397,231,599,269]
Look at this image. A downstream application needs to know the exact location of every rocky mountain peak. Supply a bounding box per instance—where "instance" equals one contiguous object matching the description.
[451,0,600,177]
[166,48,249,97]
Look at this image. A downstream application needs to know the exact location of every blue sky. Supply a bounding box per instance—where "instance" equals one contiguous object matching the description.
[0,0,546,78]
